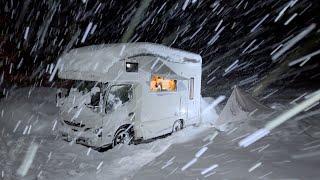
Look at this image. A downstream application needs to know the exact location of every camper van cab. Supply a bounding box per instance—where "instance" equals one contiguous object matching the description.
[57,43,202,148]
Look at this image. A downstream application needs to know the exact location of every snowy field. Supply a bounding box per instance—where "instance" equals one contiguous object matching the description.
[0,87,209,180]
[1,87,320,179]
[133,120,320,180]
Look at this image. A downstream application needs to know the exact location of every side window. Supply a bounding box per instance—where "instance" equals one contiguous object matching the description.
[189,77,194,100]
[150,75,177,92]
[106,84,132,112]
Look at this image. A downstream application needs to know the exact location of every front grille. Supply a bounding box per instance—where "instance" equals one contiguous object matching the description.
[64,120,85,127]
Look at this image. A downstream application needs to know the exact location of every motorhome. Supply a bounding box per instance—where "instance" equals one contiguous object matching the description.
[56,42,202,148]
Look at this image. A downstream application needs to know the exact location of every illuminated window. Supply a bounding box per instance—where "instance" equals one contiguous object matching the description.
[189,77,194,100]
[150,75,177,92]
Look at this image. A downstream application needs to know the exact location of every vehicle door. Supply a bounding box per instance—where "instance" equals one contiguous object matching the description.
[101,84,135,140]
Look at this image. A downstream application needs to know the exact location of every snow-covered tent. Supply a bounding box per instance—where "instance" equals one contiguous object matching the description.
[214,86,274,130]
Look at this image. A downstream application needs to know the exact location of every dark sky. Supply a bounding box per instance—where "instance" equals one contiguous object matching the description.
[0,0,319,97]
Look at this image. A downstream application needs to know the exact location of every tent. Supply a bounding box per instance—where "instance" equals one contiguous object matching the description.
[214,86,274,130]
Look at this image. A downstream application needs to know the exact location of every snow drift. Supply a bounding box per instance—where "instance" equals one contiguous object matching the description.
[0,87,58,136]
[200,97,220,125]
[0,87,209,180]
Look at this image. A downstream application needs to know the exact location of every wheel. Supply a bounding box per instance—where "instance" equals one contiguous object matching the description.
[112,127,133,147]
[172,120,183,133]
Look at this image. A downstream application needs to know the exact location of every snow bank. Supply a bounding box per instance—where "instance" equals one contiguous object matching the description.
[200,97,219,125]
[0,87,58,136]
[72,126,208,180]
[0,87,209,180]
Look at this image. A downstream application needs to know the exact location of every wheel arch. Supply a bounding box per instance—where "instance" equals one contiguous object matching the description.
[112,123,134,147]
[172,119,184,132]
[114,124,134,136]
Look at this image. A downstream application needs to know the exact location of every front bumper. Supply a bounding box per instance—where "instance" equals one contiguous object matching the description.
[59,122,103,147]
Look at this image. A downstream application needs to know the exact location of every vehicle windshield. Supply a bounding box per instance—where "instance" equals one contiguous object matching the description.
[60,81,132,112]
[67,80,108,107]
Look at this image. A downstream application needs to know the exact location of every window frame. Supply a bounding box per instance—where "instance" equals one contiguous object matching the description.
[125,62,139,73]
[189,77,194,100]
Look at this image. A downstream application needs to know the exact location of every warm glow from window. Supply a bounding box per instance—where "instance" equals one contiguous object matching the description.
[150,75,177,92]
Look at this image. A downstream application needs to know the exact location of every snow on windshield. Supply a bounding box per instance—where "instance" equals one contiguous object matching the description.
[106,84,132,112]
[58,81,107,109]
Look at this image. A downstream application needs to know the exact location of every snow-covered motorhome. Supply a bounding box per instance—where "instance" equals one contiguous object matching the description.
[56,42,202,148]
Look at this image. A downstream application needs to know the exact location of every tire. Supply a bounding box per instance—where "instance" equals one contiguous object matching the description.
[172,120,183,133]
[112,127,133,147]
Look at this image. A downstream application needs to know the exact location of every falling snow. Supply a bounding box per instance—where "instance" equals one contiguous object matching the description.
[0,0,319,179]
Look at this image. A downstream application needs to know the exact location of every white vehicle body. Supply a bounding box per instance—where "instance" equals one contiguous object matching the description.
[57,42,202,148]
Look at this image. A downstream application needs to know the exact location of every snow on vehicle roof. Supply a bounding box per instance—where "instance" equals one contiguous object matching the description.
[58,42,201,80]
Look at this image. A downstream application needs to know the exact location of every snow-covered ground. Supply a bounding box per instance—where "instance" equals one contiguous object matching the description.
[133,89,320,180]
[133,121,320,179]
[0,87,210,180]
[1,87,319,179]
